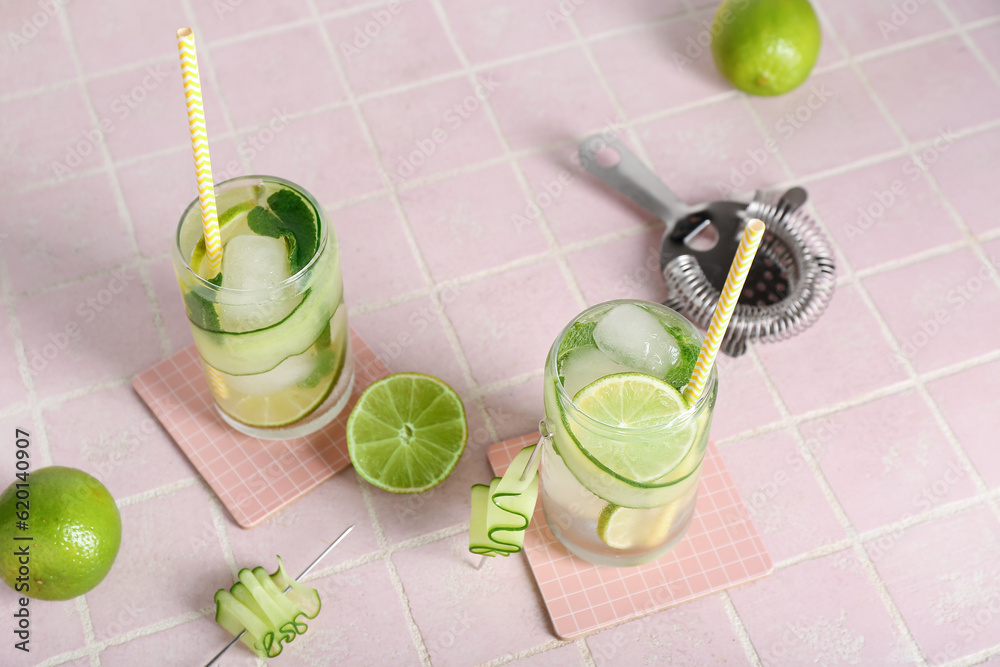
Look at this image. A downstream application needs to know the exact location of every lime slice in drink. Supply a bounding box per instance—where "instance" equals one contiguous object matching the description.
[572,373,695,484]
[219,370,336,429]
[597,501,685,551]
[347,373,467,494]
[215,323,348,428]
[190,201,257,278]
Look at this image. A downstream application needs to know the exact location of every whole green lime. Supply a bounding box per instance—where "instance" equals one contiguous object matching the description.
[711,0,822,96]
[0,467,122,600]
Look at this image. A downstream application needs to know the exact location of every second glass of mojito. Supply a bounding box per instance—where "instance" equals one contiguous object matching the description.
[173,175,354,440]
[541,300,717,567]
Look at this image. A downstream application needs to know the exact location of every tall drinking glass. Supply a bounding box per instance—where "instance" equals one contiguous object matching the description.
[540,300,717,567]
[172,175,353,440]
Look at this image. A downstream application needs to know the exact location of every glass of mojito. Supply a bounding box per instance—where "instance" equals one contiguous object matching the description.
[172,175,353,440]
[540,300,717,567]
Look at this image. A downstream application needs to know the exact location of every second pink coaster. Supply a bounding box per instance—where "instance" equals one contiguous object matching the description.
[133,330,387,528]
[488,434,773,639]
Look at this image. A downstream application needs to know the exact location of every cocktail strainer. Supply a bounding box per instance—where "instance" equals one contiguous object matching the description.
[578,135,836,357]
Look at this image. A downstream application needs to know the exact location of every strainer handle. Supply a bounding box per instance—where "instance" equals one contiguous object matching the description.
[578,135,691,229]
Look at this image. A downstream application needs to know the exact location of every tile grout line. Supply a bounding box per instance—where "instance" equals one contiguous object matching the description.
[115,476,198,508]
[72,593,101,667]
[0,401,31,422]
[33,376,136,413]
[942,642,1000,667]
[18,210,651,303]
[714,345,1000,447]
[7,7,1000,664]
[569,4,764,661]
[39,521,476,667]
[353,471,433,666]
[396,21,605,663]
[0,258,55,465]
[827,11,1000,525]
[0,0,423,106]
[475,638,575,667]
[720,590,764,666]
[309,0,489,411]
[932,0,1000,91]
[14,264,1000,472]
[426,0,591,313]
[569,0,769,658]
[203,485,241,579]
[577,637,598,667]
[324,3,588,659]
[731,10,928,658]
[56,38,172,364]
[749,342,931,666]
[773,486,1000,573]
[42,608,214,667]
[6,3,997,112]
[35,479,1000,667]
[45,9,146,666]
[845,20,994,66]
[2,7,997,203]
[850,237,980,280]
[306,5,442,664]
[790,8,994,663]
[175,6,257,632]
[7,104,999,218]
[791,115,1000,186]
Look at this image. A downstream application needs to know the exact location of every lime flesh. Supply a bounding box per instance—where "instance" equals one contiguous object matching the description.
[572,373,696,485]
[347,373,467,494]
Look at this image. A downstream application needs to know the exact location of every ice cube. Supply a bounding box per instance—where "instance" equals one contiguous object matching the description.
[592,304,679,378]
[219,235,296,332]
[222,348,316,396]
[222,234,291,290]
[561,346,632,399]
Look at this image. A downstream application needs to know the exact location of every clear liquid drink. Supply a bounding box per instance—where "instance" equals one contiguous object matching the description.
[541,300,717,567]
[173,175,353,439]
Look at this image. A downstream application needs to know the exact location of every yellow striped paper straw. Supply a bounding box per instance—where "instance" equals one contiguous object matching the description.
[205,365,229,399]
[683,219,766,404]
[176,27,223,278]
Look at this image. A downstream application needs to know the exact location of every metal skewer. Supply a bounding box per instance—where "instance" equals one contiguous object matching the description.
[204,524,355,667]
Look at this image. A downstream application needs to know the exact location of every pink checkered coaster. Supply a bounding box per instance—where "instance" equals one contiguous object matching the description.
[488,434,773,639]
[132,330,387,528]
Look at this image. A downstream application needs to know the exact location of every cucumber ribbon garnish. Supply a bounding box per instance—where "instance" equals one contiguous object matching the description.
[214,556,321,658]
[208,525,353,664]
[469,443,541,557]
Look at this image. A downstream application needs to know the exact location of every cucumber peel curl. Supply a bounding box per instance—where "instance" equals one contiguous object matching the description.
[214,556,321,658]
[469,445,540,557]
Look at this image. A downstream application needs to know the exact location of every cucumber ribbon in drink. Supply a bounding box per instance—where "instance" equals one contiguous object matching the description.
[175,177,353,437]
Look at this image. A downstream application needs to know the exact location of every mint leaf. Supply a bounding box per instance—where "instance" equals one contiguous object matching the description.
[269,189,318,263]
[558,321,597,360]
[183,289,220,332]
[556,321,597,385]
[247,189,319,275]
[662,324,701,392]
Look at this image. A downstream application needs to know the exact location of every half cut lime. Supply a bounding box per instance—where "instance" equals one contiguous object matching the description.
[347,373,467,494]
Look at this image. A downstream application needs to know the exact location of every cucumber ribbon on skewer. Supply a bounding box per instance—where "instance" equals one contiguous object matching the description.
[469,443,541,557]
[214,556,321,658]
[207,524,353,665]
